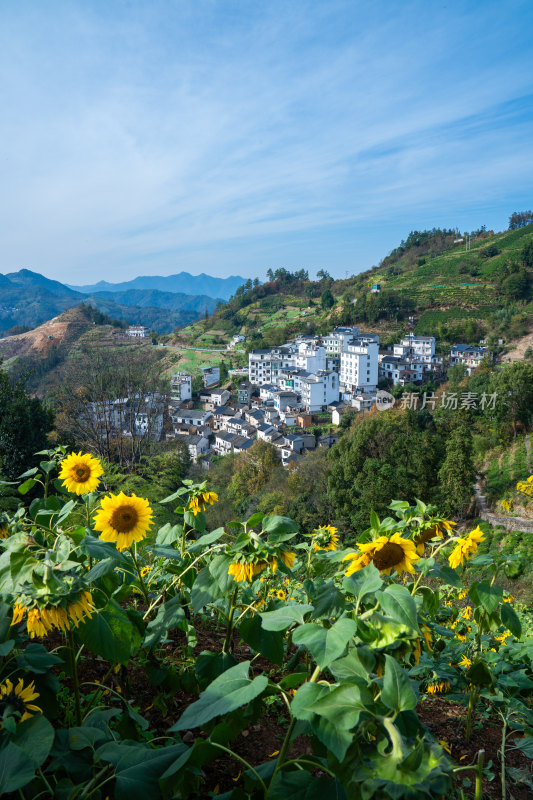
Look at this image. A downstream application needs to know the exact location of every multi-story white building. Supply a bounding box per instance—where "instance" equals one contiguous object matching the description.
[170,373,192,403]
[248,342,326,386]
[322,327,360,357]
[126,325,149,338]
[339,337,379,393]
[394,335,436,363]
[450,345,490,375]
[299,371,339,412]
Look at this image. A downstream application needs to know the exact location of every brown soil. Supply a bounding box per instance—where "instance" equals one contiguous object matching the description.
[0,307,91,359]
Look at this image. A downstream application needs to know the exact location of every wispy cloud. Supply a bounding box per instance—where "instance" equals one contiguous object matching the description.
[1,0,532,281]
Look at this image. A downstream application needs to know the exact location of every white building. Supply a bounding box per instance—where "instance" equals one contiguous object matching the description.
[394,335,436,363]
[339,337,379,393]
[126,325,149,338]
[322,327,360,357]
[170,373,192,403]
[227,334,245,350]
[182,434,210,461]
[450,345,490,375]
[299,371,339,412]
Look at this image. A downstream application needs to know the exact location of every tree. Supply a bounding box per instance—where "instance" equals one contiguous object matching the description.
[327,411,444,535]
[321,288,335,310]
[508,210,533,230]
[55,343,168,467]
[488,362,533,437]
[437,415,475,516]
[0,372,52,479]
[447,364,468,388]
[502,271,529,301]
[228,441,282,510]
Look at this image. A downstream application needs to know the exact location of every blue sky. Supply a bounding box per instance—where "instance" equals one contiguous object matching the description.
[1,0,533,284]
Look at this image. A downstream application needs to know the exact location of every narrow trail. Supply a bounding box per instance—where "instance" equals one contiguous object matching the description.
[474,455,533,532]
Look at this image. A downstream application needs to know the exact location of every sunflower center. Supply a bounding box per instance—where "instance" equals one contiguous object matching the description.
[1,695,27,715]
[110,504,139,533]
[74,464,91,482]
[372,542,404,570]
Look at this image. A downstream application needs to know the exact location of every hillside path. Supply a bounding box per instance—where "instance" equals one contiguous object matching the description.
[158,344,244,353]
[474,477,533,532]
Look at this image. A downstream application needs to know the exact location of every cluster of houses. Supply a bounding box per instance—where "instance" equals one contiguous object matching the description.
[84,324,491,470]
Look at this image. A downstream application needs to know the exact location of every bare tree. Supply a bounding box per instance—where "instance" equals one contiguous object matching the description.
[54,342,169,468]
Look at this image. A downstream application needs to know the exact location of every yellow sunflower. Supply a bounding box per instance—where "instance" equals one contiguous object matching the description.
[270,550,296,573]
[276,589,286,600]
[343,533,419,577]
[448,526,485,569]
[415,520,455,555]
[426,681,451,694]
[93,492,153,551]
[311,525,339,552]
[0,525,9,539]
[0,678,41,723]
[187,491,219,516]
[458,655,472,669]
[12,592,95,638]
[228,560,267,582]
[59,452,103,495]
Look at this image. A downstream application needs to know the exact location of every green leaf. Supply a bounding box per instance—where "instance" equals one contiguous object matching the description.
[466,660,493,687]
[377,584,420,634]
[170,661,268,731]
[189,528,225,551]
[144,596,185,648]
[97,741,187,800]
[68,726,110,751]
[342,562,383,605]
[15,643,63,673]
[12,715,54,768]
[381,654,417,712]
[155,524,182,546]
[307,682,370,729]
[0,742,36,793]
[292,617,357,669]
[329,647,375,681]
[261,515,298,536]
[195,650,238,688]
[501,604,522,639]
[80,533,126,562]
[239,613,284,666]
[76,599,141,664]
[260,604,313,632]
[475,582,503,615]
[291,682,329,722]
[191,564,229,613]
[310,581,346,620]
[18,478,37,495]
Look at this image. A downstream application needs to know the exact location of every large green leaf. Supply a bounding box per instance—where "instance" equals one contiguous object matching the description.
[260,604,313,632]
[471,581,503,615]
[268,771,347,800]
[195,650,239,688]
[305,682,371,729]
[155,524,182,546]
[0,742,35,793]
[381,655,417,712]
[377,584,420,634]
[12,714,54,768]
[15,643,63,673]
[239,613,284,665]
[342,562,383,605]
[292,617,356,669]
[501,603,522,639]
[310,581,346,620]
[170,661,268,731]
[97,741,187,800]
[76,599,141,664]
[291,682,329,722]
[261,515,298,536]
[189,528,226,552]
[191,563,232,613]
[143,596,185,648]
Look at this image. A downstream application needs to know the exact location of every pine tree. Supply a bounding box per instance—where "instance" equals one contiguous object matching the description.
[437,416,475,517]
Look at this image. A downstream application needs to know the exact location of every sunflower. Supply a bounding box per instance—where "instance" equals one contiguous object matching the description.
[426,681,451,695]
[0,678,41,723]
[311,525,339,552]
[93,492,153,551]
[270,550,296,573]
[0,525,9,539]
[187,491,219,516]
[59,452,103,495]
[414,519,455,555]
[343,533,419,577]
[458,655,472,669]
[448,526,485,569]
[13,592,95,638]
[228,560,267,583]
[276,589,286,600]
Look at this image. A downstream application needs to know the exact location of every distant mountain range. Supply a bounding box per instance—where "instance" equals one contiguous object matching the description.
[0,268,238,335]
[69,272,246,301]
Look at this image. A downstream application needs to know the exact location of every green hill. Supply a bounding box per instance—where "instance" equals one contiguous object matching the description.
[167,223,533,353]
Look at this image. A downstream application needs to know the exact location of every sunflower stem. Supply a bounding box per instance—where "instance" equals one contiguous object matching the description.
[131,545,150,609]
[222,587,238,654]
[67,628,82,726]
